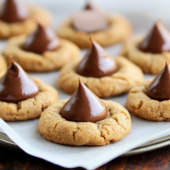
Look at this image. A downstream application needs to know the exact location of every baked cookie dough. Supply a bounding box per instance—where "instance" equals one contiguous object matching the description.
[57,14,132,48]
[121,36,170,74]
[0,4,52,39]
[0,78,58,121]
[57,56,143,98]
[3,35,80,72]
[38,100,131,146]
[126,80,170,121]
[0,56,7,77]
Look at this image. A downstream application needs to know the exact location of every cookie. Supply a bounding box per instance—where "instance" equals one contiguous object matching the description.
[0,4,52,39]
[38,100,131,146]
[121,36,170,74]
[3,35,80,72]
[57,14,132,48]
[57,57,143,98]
[126,80,170,121]
[0,78,58,121]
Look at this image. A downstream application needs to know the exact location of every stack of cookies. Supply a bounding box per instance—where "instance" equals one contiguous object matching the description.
[0,0,169,147]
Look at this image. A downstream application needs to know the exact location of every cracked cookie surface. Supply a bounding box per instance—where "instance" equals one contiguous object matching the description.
[121,36,170,74]
[0,4,52,39]
[57,14,132,48]
[38,100,131,146]
[3,35,80,72]
[0,78,58,121]
[126,80,170,121]
[57,57,143,98]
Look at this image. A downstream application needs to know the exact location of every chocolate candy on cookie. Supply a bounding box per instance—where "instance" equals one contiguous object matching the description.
[121,22,170,74]
[3,25,80,72]
[0,0,52,39]
[57,36,143,98]
[126,62,170,121]
[0,58,58,121]
[57,1,132,48]
[38,79,131,146]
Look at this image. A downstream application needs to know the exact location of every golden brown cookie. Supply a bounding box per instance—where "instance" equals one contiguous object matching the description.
[38,100,131,146]
[121,36,170,74]
[0,78,58,121]
[57,14,132,48]
[57,57,143,98]
[3,35,80,72]
[0,4,52,39]
[126,80,170,121]
[0,56,7,77]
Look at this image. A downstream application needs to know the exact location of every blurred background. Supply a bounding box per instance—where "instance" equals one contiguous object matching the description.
[0,0,169,34]
[20,0,170,34]
[0,0,169,58]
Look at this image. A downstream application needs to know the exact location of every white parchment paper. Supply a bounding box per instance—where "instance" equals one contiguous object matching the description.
[0,0,170,169]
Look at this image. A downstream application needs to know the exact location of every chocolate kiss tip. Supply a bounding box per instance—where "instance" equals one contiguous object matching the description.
[37,23,45,29]
[84,0,102,12]
[84,0,92,9]
[156,19,163,25]
[156,21,160,25]
[61,80,107,122]
[78,77,81,83]
[147,62,170,101]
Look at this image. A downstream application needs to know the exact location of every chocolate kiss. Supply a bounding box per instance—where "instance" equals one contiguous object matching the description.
[76,37,118,77]
[61,79,108,122]
[0,0,29,23]
[139,22,170,53]
[74,1,106,33]
[0,59,39,102]
[72,10,108,33]
[147,62,170,101]
[22,24,59,54]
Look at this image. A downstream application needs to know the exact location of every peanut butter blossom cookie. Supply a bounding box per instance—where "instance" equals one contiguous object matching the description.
[121,22,170,74]
[0,59,58,121]
[3,24,80,72]
[126,62,170,121]
[38,79,131,146]
[0,0,52,39]
[57,1,132,48]
[57,36,143,98]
